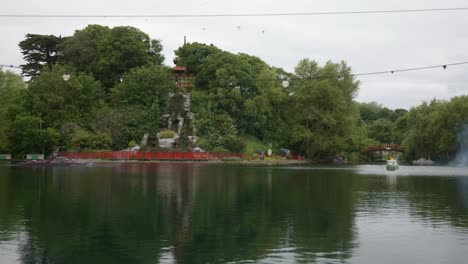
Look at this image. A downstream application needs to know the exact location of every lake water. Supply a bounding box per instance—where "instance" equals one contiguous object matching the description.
[0,163,467,263]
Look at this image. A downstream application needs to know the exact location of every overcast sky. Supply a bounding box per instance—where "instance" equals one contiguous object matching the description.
[1,0,468,109]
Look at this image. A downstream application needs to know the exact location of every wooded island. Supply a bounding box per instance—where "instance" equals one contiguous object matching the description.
[1,24,467,163]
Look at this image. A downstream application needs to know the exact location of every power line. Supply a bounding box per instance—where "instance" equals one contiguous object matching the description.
[354,62,468,76]
[1,7,468,18]
[0,64,21,69]
[2,61,467,79]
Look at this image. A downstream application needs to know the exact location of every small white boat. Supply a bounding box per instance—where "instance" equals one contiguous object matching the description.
[412,158,434,166]
[386,159,399,171]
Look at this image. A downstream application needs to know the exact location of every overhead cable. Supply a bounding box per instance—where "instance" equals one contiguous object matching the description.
[2,61,467,80]
[354,62,468,76]
[0,64,21,69]
[1,7,468,18]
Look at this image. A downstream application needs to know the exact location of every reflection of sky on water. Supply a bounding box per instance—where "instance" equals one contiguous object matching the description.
[356,165,468,177]
[1,164,468,263]
[457,177,468,209]
[277,164,468,177]
[352,170,468,264]
[351,206,468,264]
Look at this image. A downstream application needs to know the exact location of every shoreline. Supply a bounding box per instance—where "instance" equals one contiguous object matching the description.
[80,159,308,165]
[9,158,308,166]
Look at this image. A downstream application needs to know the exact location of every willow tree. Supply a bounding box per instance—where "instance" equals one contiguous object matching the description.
[287,59,360,158]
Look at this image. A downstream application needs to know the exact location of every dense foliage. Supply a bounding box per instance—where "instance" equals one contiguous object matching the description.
[19,34,65,78]
[402,97,468,161]
[4,25,172,155]
[1,25,466,162]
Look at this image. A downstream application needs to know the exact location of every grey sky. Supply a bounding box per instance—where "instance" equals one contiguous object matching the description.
[1,0,468,109]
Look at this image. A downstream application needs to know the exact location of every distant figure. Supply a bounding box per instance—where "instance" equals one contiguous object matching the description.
[280,148,290,157]
[258,150,265,160]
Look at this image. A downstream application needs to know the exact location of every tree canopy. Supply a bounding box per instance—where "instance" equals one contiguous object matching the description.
[19,34,65,78]
[0,69,27,152]
[20,25,165,90]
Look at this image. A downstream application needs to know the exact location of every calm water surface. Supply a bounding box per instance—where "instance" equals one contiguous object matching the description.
[0,163,467,263]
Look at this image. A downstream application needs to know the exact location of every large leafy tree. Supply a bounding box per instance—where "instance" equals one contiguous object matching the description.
[195,51,257,96]
[9,114,60,157]
[91,105,161,150]
[402,96,468,161]
[190,50,273,137]
[108,65,175,148]
[90,107,126,150]
[0,69,27,152]
[26,66,104,129]
[367,118,395,143]
[19,34,65,78]
[358,102,386,123]
[174,42,222,74]
[60,24,111,74]
[195,113,240,152]
[176,45,268,142]
[0,69,25,104]
[287,59,360,158]
[93,26,165,89]
[111,65,174,110]
[242,67,289,141]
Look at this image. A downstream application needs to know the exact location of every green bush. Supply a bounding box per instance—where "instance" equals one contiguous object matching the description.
[128,140,137,148]
[159,129,175,139]
[212,146,230,153]
[224,136,245,153]
[240,135,267,157]
[347,152,362,163]
[69,130,111,151]
[197,138,209,149]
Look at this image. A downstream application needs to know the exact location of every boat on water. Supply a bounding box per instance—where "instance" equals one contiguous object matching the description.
[386,159,399,171]
[412,157,435,166]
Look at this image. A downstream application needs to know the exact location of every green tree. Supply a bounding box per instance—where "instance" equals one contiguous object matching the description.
[93,26,164,88]
[60,24,111,74]
[26,66,104,128]
[9,115,59,157]
[108,65,174,148]
[367,118,395,143]
[190,50,277,138]
[90,107,126,149]
[111,65,174,110]
[196,113,239,152]
[195,51,257,95]
[19,34,65,78]
[391,108,408,122]
[118,106,161,149]
[174,42,222,74]
[242,67,288,141]
[401,97,468,161]
[358,102,387,123]
[393,113,409,144]
[69,130,111,151]
[0,69,26,152]
[90,105,159,150]
[287,59,360,158]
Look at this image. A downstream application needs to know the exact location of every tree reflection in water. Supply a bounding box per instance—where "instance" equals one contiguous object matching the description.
[0,165,467,263]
